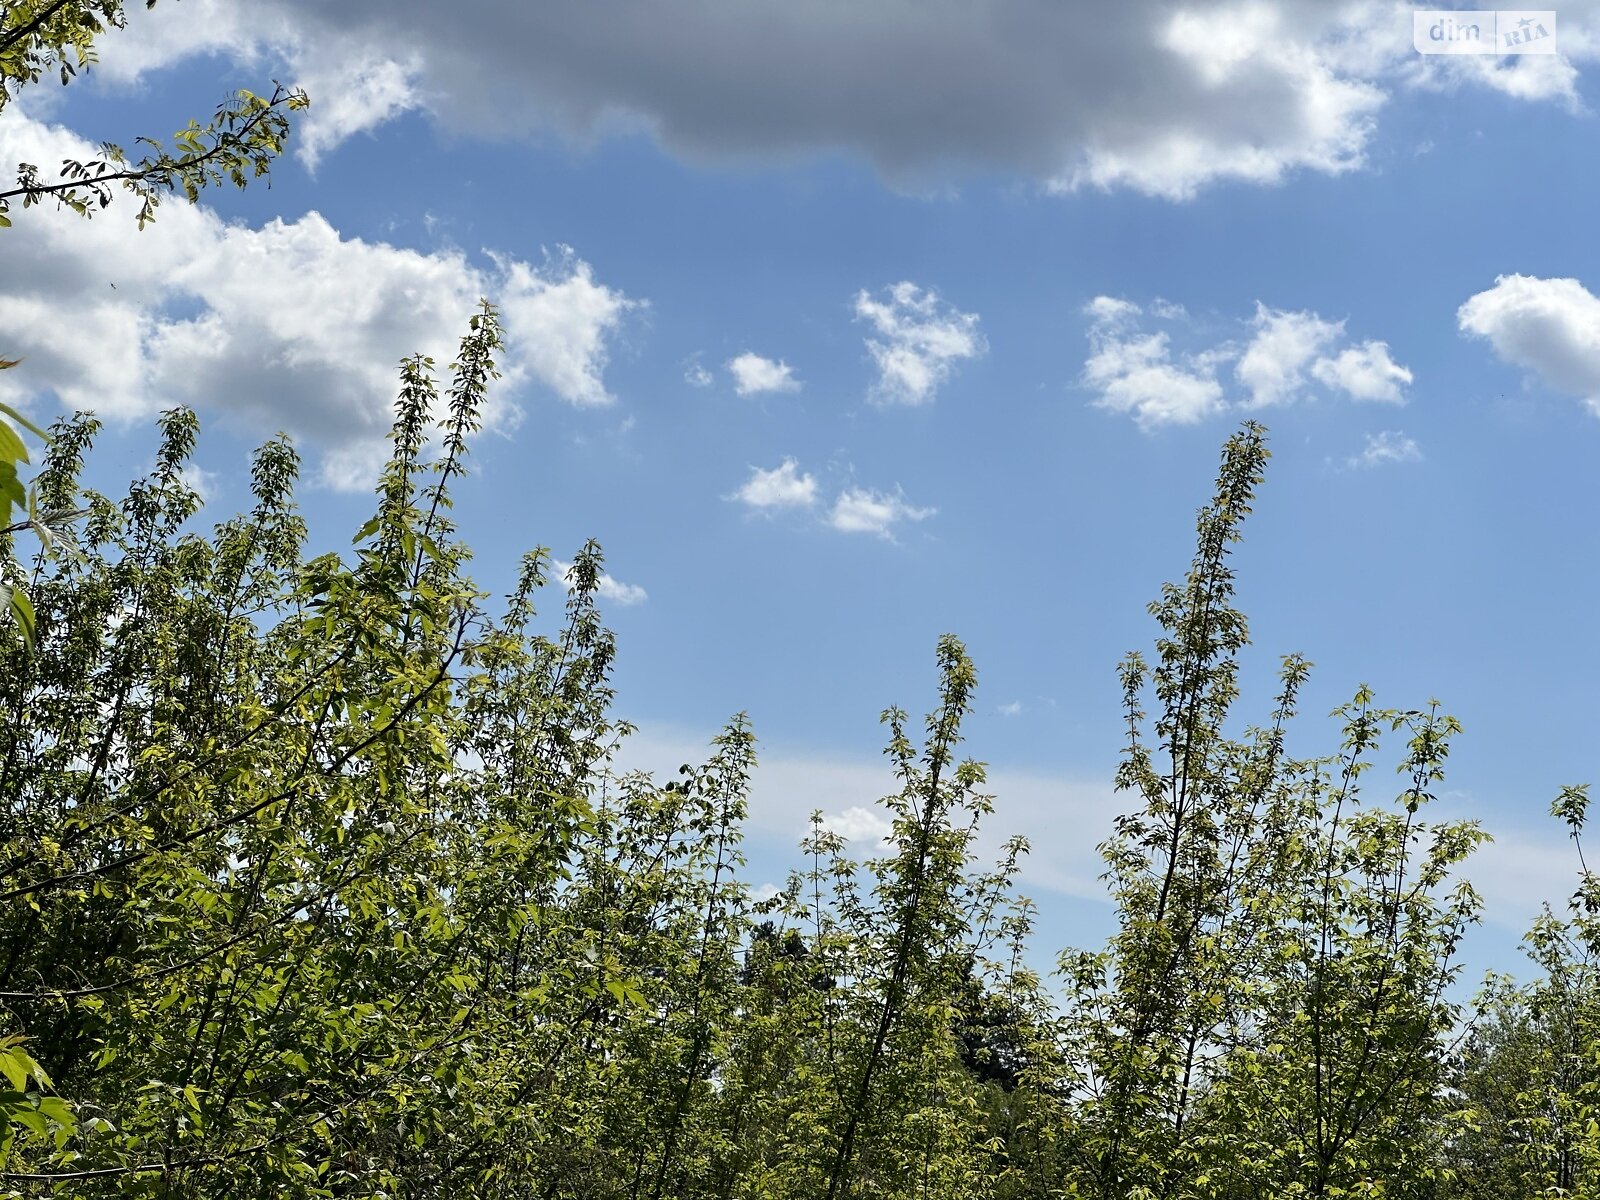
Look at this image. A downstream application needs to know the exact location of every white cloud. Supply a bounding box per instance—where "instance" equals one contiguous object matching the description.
[684,357,715,387]
[727,351,801,396]
[292,48,424,169]
[732,463,938,538]
[854,282,985,406]
[492,248,640,409]
[1085,295,1143,328]
[828,486,936,538]
[88,0,425,167]
[551,556,649,607]
[178,464,220,504]
[731,459,819,510]
[1458,274,1600,413]
[1312,340,1413,403]
[1406,41,1584,108]
[1081,298,1227,429]
[821,806,895,845]
[0,109,639,490]
[609,725,1600,952]
[1084,296,1413,428]
[1236,303,1343,407]
[1347,430,1421,469]
[1464,826,1588,935]
[614,724,1122,902]
[998,700,1024,717]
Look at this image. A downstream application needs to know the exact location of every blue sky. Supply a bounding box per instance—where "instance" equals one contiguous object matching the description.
[4,0,1600,974]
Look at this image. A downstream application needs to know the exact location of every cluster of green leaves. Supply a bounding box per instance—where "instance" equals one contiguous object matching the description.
[0,81,308,229]
[0,2,308,229]
[0,360,53,645]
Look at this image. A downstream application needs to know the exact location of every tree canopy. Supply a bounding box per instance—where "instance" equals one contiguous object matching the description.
[5,6,1600,1199]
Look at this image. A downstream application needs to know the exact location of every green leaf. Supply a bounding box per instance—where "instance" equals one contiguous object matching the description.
[6,585,35,651]
[0,401,49,442]
[0,419,26,466]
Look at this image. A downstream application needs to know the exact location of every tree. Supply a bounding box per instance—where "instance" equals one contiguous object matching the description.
[3,389,1515,1196]
[0,306,643,1194]
[1,0,306,644]
[1061,423,1485,1199]
[1445,787,1600,1199]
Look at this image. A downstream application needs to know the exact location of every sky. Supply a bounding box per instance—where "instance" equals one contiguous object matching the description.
[3,0,1600,977]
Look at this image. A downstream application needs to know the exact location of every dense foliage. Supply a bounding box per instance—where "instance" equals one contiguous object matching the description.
[0,318,1597,1196]
[8,6,1600,1198]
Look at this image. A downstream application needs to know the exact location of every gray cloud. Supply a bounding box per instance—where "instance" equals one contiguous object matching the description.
[99,0,1571,199]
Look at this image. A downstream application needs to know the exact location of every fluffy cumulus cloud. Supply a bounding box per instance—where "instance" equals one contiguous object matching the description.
[1236,304,1343,406]
[551,556,648,607]
[828,486,936,538]
[1458,274,1600,413]
[726,352,801,396]
[1083,295,1411,428]
[0,110,639,489]
[819,806,894,846]
[1081,299,1228,428]
[731,460,936,539]
[1238,305,1413,405]
[1311,340,1413,402]
[1347,430,1421,468]
[731,459,818,510]
[855,282,985,406]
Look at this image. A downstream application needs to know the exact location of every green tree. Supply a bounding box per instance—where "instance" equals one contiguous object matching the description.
[1062,424,1484,1200]
[1,0,306,645]
[2,389,1516,1198]
[0,306,643,1195]
[1445,786,1600,1199]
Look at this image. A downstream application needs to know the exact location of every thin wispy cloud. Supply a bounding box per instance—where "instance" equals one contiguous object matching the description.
[1347,431,1422,470]
[683,356,714,387]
